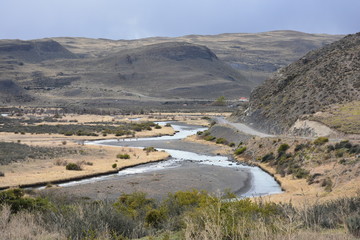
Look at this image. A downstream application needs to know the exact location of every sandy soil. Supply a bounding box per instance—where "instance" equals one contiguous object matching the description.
[44,163,251,201]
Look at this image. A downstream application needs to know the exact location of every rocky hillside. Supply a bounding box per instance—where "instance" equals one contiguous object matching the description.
[242,33,360,134]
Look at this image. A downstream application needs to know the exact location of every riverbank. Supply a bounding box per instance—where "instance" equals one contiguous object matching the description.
[43,162,252,200]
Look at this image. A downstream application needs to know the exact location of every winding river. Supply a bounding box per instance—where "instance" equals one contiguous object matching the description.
[54,121,282,199]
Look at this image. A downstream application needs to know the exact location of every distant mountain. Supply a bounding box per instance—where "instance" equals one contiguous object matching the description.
[0,31,343,109]
[242,33,360,134]
[61,42,253,99]
[0,39,77,63]
[54,31,343,84]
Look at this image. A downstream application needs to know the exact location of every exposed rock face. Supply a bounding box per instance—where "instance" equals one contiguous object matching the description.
[243,33,360,134]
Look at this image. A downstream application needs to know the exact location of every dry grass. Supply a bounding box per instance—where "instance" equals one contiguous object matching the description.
[311,101,360,134]
[0,144,169,188]
[0,205,64,240]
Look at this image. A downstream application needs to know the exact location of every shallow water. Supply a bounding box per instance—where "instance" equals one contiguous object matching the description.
[61,121,282,197]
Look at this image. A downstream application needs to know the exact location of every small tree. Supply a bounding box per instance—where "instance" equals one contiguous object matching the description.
[213,96,226,106]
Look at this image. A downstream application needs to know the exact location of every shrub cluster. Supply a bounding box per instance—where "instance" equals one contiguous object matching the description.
[0,142,76,165]
[2,189,360,239]
[234,147,247,155]
[0,120,158,137]
[65,163,82,171]
[117,153,130,159]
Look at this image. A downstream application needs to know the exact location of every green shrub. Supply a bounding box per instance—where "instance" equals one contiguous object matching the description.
[66,163,82,171]
[204,135,216,141]
[229,142,235,147]
[261,152,275,162]
[293,168,310,179]
[143,147,157,153]
[234,147,247,155]
[335,140,352,150]
[154,124,162,129]
[145,209,166,228]
[277,143,290,154]
[203,130,210,136]
[321,177,333,192]
[346,214,360,238]
[313,137,329,145]
[215,138,227,144]
[117,154,130,159]
[0,188,52,213]
[295,143,307,152]
[164,123,172,127]
[114,192,155,220]
[112,163,117,169]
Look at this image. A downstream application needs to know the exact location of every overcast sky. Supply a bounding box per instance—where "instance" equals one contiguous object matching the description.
[0,0,359,40]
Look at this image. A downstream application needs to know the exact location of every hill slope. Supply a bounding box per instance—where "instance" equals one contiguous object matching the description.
[0,39,77,63]
[0,31,343,109]
[242,33,360,134]
[54,31,343,84]
[0,41,252,106]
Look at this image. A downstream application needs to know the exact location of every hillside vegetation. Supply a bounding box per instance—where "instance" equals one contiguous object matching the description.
[1,188,359,239]
[241,33,360,134]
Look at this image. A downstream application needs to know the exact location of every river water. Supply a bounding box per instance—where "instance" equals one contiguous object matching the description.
[58,121,282,198]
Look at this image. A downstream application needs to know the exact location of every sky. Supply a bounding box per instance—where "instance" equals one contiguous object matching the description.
[0,0,359,40]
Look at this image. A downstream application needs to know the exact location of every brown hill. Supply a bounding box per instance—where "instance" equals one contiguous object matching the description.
[242,33,360,134]
[54,31,343,84]
[0,31,343,109]
[0,39,77,63]
[60,42,253,99]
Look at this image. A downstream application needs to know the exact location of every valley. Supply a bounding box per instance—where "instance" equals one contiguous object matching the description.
[1,31,360,239]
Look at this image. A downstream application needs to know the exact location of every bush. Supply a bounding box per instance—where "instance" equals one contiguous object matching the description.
[321,177,333,192]
[204,135,216,141]
[117,154,130,159]
[347,214,360,238]
[145,209,166,228]
[313,137,329,145]
[335,140,352,150]
[234,147,247,155]
[143,147,157,153]
[112,163,117,169]
[0,188,52,213]
[293,168,310,179]
[215,138,227,144]
[229,142,235,147]
[66,163,82,171]
[261,152,275,162]
[277,143,290,154]
[154,124,162,129]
